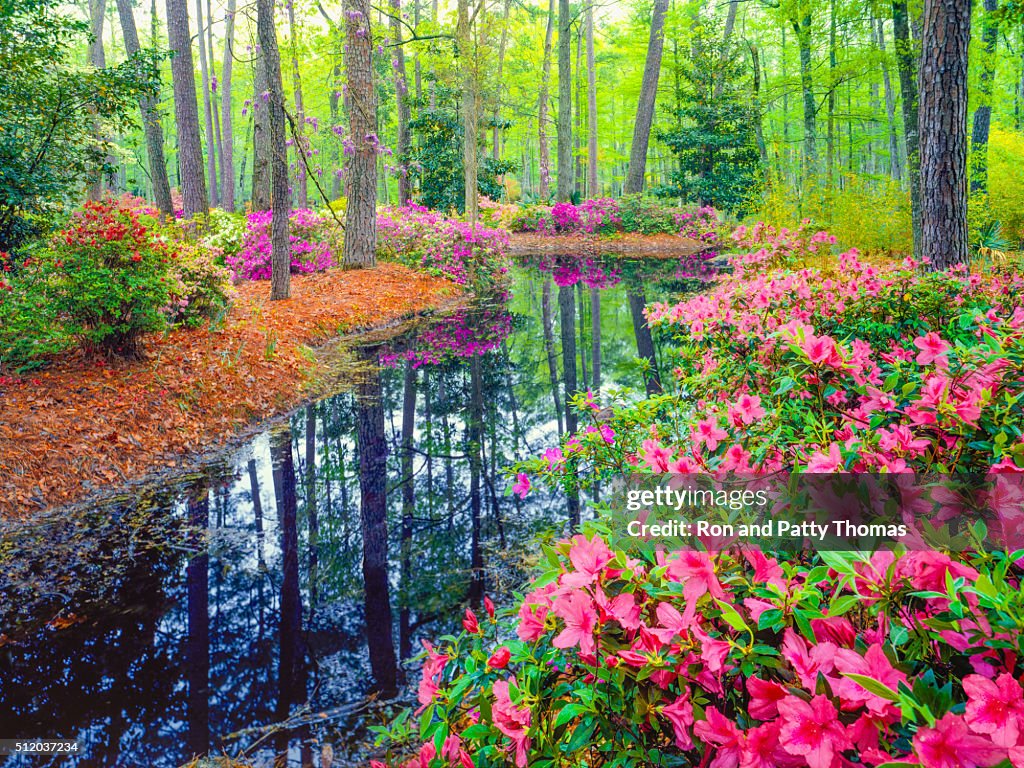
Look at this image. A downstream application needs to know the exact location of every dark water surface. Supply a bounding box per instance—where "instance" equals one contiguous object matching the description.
[0,254,711,767]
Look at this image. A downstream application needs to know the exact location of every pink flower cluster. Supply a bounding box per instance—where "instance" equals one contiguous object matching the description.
[225,208,336,281]
[378,307,513,368]
[387,532,1024,768]
[377,205,510,289]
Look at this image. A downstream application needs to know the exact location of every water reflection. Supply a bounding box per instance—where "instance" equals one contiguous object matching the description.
[0,253,713,767]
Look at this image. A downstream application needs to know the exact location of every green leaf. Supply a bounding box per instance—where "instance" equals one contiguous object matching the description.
[841,672,900,702]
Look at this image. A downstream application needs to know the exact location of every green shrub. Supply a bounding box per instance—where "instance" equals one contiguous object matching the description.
[0,250,68,372]
[163,241,234,328]
[616,194,678,234]
[198,209,248,261]
[45,197,174,359]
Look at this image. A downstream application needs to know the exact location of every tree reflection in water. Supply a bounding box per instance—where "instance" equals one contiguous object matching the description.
[0,253,716,767]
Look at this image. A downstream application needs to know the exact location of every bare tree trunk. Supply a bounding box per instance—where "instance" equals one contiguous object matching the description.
[256,0,291,298]
[343,0,378,267]
[355,355,399,697]
[970,0,999,195]
[186,489,210,759]
[556,0,573,200]
[167,0,209,216]
[195,0,218,206]
[628,289,661,395]
[750,43,769,166]
[207,0,223,202]
[793,6,817,173]
[585,0,597,195]
[220,0,237,211]
[714,0,739,99]
[538,0,555,200]
[87,0,109,202]
[116,0,174,217]
[457,0,481,221]
[288,0,308,208]
[893,0,921,258]
[623,0,669,195]
[391,0,412,205]
[826,0,836,187]
[251,52,272,211]
[492,0,510,163]
[876,18,902,180]
[918,0,970,269]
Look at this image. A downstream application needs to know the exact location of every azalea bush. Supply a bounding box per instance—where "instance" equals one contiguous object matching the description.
[0,249,67,371]
[509,196,725,242]
[375,530,1024,768]
[162,240,233,327]
[377,205,510,292]
[226,208,339,281]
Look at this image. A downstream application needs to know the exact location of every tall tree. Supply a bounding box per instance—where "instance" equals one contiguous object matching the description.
[791,0,816,172]
[391,0,412,205]
[251,50,272,211]
[538,0,555,200]
[893,0,921,258]
[115,0,174,217]
[918,0,970,269]
[166,0,209,216]
[970,0,999,195]
[220,0,237,211]
[876,18,902,180]
[585,0,597,195]
[343,0,378,267]
[86,0,109,202]
[556,0,573,200]
[288,0,307,208]
[456,0,485,222]
[623,0,669,194]
[194,0,218,206]
[256,0,291,298]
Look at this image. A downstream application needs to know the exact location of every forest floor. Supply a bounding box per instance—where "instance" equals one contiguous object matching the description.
[0,264,462,518]
[507,231,708,257]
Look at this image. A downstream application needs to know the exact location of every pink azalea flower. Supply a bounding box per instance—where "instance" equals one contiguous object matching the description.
[560,533,613,587]
[693,706,743,768]
[664,550,726,627]
[641,438,674,472]
[964,673,1024,748]
[805,443,844,473]
[551,590,598,655]
[778,694,850,768]
[693,418,729,452]
[492,678,532,768]
[833,643,907,717]
[913,712,1006,768]
[914,331,952,366]
[511,472,530,499]
[417,640,448,712]
[661,692,695,750]
[732,393,767,425]
[747,675,788,720]
[516,584,554,642]
[742,720,803,768]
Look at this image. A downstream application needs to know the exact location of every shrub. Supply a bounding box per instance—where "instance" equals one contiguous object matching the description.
[0,250,68,372]
[45,197,174,359]
[377,205,510,292]
[374,531,1024,768]
[508,197,722,241]
[199,209,248,261]
[988,127,1024,247]
[163,241,234,327]
[226,208,339,281]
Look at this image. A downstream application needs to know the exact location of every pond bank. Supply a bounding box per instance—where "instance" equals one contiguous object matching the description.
[0,263,461,518]
[507,231,707,257]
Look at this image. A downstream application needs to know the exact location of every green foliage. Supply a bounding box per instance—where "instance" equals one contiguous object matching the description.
[44,198,173,358]
[615,195,680,234]
[163,240,234,328]
[754,173,913,255]
[655,20,761,213]
[408,88,518,213]
[987,127,1024,247]
[0,0,161,252]
[198,209,248,261]
[0,249,68,372]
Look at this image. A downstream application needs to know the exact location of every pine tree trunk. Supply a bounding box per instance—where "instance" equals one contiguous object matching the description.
[256,0,291,299]
[750,43,769,166]
[918,0,970,270]
[492,0,510,163]
[628,289,661,395]
[876,18,902,181]
[251,52,272,211]
[398,363,416,660]
[391,0,412,205]
[623,0,669,195]
[220,0,236,211]
[288,0,308,208]
[355,355,399,697]
[343,0,377,267]
[87,0,108,202]
[556,0,573,200]
[194,0,218,206]
[585,0,597,195]
[116,0,174,217]
[207,0,223,202]
[458,0,480,221]
[893,0,921,258]
[166,0,209,217]
[970,0,999,195]
[558,284,580,528]
[538,0,554,200]
[793,8,817,172]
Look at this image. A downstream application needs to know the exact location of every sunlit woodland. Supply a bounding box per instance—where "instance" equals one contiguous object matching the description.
[3,0,1024,764]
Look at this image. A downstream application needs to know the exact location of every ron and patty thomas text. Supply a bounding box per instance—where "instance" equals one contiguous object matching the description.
[623,486,909,541]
